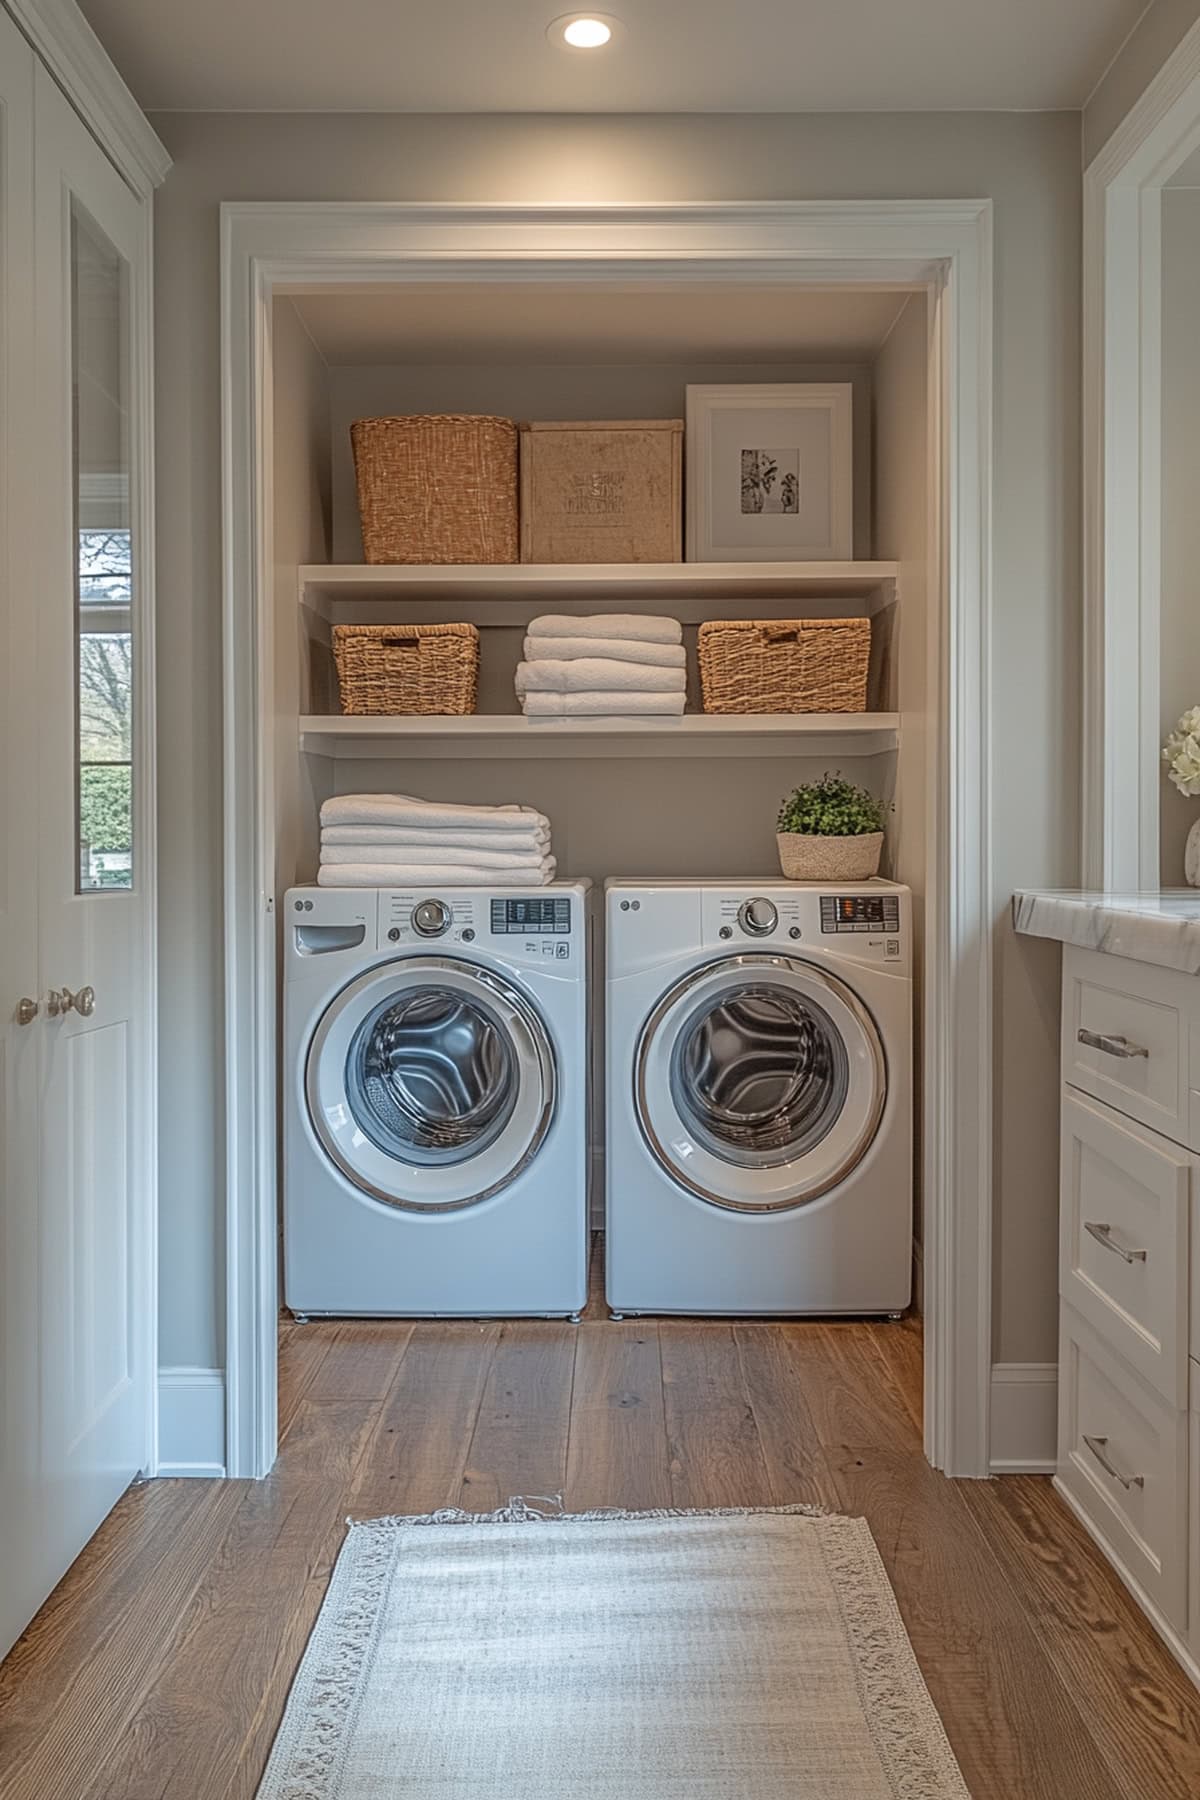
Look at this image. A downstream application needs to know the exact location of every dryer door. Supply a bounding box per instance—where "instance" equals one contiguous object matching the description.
[635,953,887,1212]
[306,957,556,1211]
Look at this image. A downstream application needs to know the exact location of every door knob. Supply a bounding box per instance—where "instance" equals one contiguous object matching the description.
[47,985,96,1019]
[15,997,38,1026]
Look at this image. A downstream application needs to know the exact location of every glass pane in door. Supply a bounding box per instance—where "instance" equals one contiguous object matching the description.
[71,202,133,893]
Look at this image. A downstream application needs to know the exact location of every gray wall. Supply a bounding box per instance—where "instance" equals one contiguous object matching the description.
[152,110,1081,1372]
[1084,0,1200,165]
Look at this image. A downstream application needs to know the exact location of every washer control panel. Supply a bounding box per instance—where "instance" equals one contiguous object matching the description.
[490,895,572,936]
[820,893,901,935]
[370,889,580,965]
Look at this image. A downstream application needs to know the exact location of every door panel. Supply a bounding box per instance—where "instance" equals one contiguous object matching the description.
[27,65,151,1620]
[0,8,43,1665]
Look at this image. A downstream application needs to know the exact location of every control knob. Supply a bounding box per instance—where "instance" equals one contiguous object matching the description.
[411,898,452,938]
[737,896,778,938]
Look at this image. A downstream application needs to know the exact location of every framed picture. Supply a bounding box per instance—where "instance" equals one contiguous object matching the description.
[685,383,853,562]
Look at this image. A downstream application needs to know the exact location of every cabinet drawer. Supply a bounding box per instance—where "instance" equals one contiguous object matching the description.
[1059,1306,1188,1628]
[1063,947,1191,1145]
[1060,1091,1191,1404]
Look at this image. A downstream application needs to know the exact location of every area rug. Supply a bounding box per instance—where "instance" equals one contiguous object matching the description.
[256,1500,970,1799]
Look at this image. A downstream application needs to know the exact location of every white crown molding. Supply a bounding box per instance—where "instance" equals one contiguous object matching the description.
[3,0,170,196]
[1087,15,1200,184]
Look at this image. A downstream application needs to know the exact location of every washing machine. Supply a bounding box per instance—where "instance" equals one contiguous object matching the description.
[605,879,912,1316]
[284,881,590,1318]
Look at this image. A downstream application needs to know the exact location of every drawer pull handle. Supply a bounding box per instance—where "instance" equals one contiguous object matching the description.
[1083,1434,1145,1490]
[1077,1028,1149,1060]
[1084,1221,1148,1264]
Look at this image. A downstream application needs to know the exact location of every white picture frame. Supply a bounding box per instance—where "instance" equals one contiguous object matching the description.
[686,382,854,562]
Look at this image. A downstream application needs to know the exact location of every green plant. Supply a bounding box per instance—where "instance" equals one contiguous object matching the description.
[776,774,883,838]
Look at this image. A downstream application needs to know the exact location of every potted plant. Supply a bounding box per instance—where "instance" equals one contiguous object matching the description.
[1163,706,1200,884]
[776,774,885,881]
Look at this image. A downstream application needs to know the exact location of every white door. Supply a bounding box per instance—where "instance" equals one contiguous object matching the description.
[25,65,153,1618]
[0,5,44,1662]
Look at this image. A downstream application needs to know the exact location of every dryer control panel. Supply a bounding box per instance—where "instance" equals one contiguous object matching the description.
[374,889,581,965]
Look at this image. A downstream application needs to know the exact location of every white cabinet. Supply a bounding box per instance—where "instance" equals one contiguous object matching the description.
[1056,945,1200,1681]
[0,4,163,1663]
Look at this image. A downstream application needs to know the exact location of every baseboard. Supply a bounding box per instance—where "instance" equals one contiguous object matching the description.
[989,1362,1057,1473]
[156,1367,226,1477]
[1054,1477,1200,1689]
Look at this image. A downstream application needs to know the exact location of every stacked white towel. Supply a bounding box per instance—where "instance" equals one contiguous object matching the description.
[515,613,686,717]
[317,793,555,888]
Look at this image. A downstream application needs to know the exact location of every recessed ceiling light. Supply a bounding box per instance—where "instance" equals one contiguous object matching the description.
[547,13,620,51]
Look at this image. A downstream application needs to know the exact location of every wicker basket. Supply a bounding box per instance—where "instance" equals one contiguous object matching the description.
[776,832,883,882]
[350,415,518,565]
[333,622,479,716]
[698,617,870,714]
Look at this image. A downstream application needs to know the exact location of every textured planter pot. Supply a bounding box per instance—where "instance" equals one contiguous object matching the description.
[776,831,884,882]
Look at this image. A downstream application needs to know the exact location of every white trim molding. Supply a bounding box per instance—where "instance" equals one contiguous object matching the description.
[1082,16,1200,889]
[989,1363,1058,1474]
[221,200,994,1480]
[156,1368,227,1478]
[2,0,170,196]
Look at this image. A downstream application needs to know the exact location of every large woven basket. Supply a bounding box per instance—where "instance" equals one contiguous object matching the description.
[333,622,479,716]
[350,415,518,565]
[698,617,870,714]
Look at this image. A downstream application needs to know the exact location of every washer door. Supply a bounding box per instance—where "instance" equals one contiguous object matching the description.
[635,953,886,1212]
[306,957,557,1211]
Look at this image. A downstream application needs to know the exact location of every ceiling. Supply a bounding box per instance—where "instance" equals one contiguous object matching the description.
[80,0,1146,115]
[287,284,915,366]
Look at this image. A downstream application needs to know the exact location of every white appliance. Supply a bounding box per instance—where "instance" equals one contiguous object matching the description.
[605,879,912,1316]
[284,882,590,1318]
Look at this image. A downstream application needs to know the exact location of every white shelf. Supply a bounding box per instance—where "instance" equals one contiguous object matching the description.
[300,560,899,621]
[300,711,900,761]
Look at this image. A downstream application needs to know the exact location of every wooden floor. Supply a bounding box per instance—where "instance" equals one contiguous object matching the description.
[2,1240,1199,1799]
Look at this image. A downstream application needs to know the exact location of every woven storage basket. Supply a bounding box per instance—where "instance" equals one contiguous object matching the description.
[698,617,870,715]
[350,415,518,565]
[333,622,479,716]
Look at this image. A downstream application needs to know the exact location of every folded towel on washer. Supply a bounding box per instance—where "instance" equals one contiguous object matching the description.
[318,859,557,888]
[526,613,682,646]
[321,793,550,835]
[321,822,550,852]
[523,633,686,670]
[320,843,554,871]
[521,690,686,717]
[516,659,686,696]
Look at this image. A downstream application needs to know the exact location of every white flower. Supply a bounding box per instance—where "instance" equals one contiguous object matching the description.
[1163,708,1200,795]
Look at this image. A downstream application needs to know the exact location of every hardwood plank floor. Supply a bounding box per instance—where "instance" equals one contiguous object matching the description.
[1,1252,1197,1800]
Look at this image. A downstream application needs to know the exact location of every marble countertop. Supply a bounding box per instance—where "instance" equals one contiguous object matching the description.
[1013,889,1200,974]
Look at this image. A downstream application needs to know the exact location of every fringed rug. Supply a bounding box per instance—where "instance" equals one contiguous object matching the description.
[256,1500,970,1799]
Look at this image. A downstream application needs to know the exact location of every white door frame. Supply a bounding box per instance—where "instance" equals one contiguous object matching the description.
[220,200,994,1480]
[1082,19,1200,889]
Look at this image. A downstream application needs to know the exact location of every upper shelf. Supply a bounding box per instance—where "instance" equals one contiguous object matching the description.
[300,561,900,621]
[300,711,900,760]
